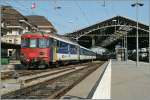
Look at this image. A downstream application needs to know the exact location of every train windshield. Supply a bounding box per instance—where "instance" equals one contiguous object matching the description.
[39,38,49,48]
[21,38,29,47]
[21,38,50,48]
[30,38,37,48]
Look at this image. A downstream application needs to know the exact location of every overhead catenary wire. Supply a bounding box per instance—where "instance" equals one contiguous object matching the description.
[1,0,72,34]
[52,0,67,22]
[103,0,111,18]
[54,1,80,32]
[110,0,118,16]
[5,0,38,15]
[96,0,109,19]
[13,1,32,11]
[51,0,78,32]
[102,0,106,7]
[74,0,91,25]
[2,0,30,14]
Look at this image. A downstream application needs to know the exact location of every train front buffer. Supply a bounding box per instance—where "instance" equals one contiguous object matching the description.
[20,48,50,66]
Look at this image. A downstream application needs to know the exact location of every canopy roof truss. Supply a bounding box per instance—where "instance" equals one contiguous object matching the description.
[65,16,149,49]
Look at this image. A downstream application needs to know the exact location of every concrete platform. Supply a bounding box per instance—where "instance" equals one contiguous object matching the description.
[0,79,21,95]
[112,60,150,100]
[62,60,150,100]
[61,61,109,99]
[0,60,21,70]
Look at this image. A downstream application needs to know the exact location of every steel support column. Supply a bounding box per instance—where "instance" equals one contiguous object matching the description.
[136,3,139,66]
[149,0,150,65]
[91,36,95,47]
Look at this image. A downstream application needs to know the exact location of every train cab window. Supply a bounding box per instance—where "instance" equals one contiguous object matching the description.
[57,41,60,47]
[30,39,37,48]
[21,38,29,47]
[49,38,53,47]
[53,39,57,47]
[39,38,49,48]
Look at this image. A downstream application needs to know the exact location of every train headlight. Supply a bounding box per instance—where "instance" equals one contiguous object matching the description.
[26,58,30,62]
[20,53,24,57]
[39,52,46,55]
[20,53,25,60]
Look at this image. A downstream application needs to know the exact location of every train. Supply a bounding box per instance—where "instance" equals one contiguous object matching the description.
[128,50,149,62]
[20,31,97,68]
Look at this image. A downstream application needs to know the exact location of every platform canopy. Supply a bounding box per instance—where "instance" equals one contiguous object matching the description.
[65,16,149,50]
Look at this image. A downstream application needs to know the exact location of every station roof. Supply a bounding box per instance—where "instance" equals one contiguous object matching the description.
[65,16,149,50]
[1,6,28,26]
[26,15,57,33]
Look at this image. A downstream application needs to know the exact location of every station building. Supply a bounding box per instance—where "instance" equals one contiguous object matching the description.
[1,6,56,59]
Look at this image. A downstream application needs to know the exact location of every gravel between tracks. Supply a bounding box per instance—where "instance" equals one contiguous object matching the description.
[1,61,104,99]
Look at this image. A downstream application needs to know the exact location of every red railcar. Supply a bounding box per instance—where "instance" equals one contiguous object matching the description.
[20,32,50,68]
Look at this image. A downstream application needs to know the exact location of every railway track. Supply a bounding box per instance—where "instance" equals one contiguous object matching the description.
[1,62,89,80]
[1,61,104,99]
[1,70,48,80]
[23,67,76,83]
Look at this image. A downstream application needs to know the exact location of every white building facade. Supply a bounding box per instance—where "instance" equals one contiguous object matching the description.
[1,6,37,59]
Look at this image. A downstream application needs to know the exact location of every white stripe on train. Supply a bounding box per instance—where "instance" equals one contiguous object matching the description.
[56,53,96,61]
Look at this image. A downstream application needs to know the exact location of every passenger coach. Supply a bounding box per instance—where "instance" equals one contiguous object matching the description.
[20,31,96,68]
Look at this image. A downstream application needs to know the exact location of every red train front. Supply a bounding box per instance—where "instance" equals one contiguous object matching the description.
[20,32,50,68]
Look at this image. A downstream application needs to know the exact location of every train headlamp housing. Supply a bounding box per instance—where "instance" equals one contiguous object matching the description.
[39,52,46,55]
[20,53,25,58]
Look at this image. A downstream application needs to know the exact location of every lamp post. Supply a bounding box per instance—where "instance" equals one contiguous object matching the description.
[149,0,150,65]
[131,0,144,67]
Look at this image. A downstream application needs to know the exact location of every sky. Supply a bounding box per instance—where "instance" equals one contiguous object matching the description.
[0,0,149,35]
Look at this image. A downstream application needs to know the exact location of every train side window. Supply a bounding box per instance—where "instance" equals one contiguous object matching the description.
[70,44,77,53]
[59,41,68,48]
[39,38,49,48]
[80,48,84,55]
[59,41,63,47]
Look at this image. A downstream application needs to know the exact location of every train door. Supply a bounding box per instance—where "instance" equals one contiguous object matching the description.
[53,39,57,63]
[50,38,57,64]
[77,46,80,61]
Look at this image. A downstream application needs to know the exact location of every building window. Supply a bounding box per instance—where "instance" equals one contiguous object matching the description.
[26,27,28,30]
[19,29,23,34]
[9,30,12,34]
[9,40,12,43]
[9,51,12,56]
[14,39,18,44]
[1,22,4,27]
